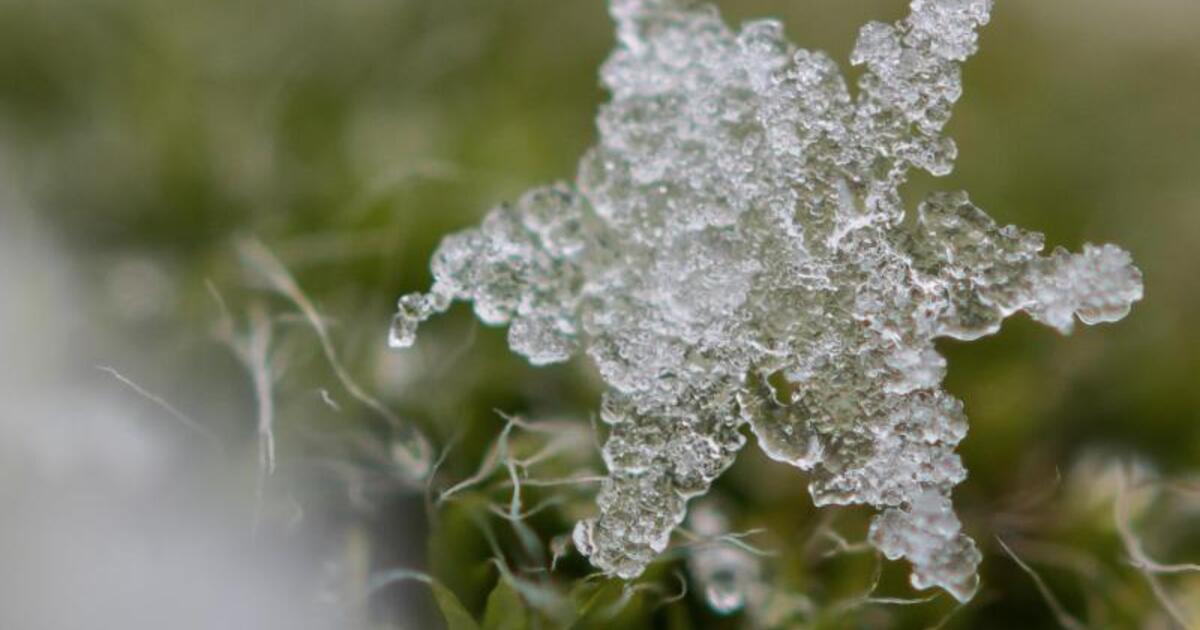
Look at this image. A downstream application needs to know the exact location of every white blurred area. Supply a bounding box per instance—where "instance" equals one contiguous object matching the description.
[0,198,353,629]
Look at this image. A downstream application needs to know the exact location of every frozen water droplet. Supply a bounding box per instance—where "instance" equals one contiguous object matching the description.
[388,294,429,348]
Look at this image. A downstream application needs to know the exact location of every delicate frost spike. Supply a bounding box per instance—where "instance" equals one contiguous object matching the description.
[392,0,1143,601]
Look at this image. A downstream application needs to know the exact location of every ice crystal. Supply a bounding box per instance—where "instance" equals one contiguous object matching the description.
[392,0,1142,601]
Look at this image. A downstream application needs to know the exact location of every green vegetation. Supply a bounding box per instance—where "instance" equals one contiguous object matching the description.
[1,1,1197,628]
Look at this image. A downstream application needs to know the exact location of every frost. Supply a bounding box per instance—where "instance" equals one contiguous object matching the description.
[392,0,1143,602]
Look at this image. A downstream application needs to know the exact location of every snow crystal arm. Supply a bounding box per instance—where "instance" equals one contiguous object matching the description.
[870,492,981,603]
[906,191,1143,340]
[803,386,967,510]
[390,184,588,366]
[573,390,745,578]
[744,343,980,601]
[572,470,686,579]
[851,0,993,181]
[747,353,979,601]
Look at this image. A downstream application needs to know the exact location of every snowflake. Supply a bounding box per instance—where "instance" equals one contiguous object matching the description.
[391,0,1142,602]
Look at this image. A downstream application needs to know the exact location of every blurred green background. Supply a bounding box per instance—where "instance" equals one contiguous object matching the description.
[1,0,1198,628]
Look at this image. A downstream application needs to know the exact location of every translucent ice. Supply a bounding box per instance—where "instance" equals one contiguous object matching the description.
[393,0,1142,601]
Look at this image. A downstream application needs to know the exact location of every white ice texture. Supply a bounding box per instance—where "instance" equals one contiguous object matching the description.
[392,0,1142,602]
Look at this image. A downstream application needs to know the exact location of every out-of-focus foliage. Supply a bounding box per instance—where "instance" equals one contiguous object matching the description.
[0,1,1198,629]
